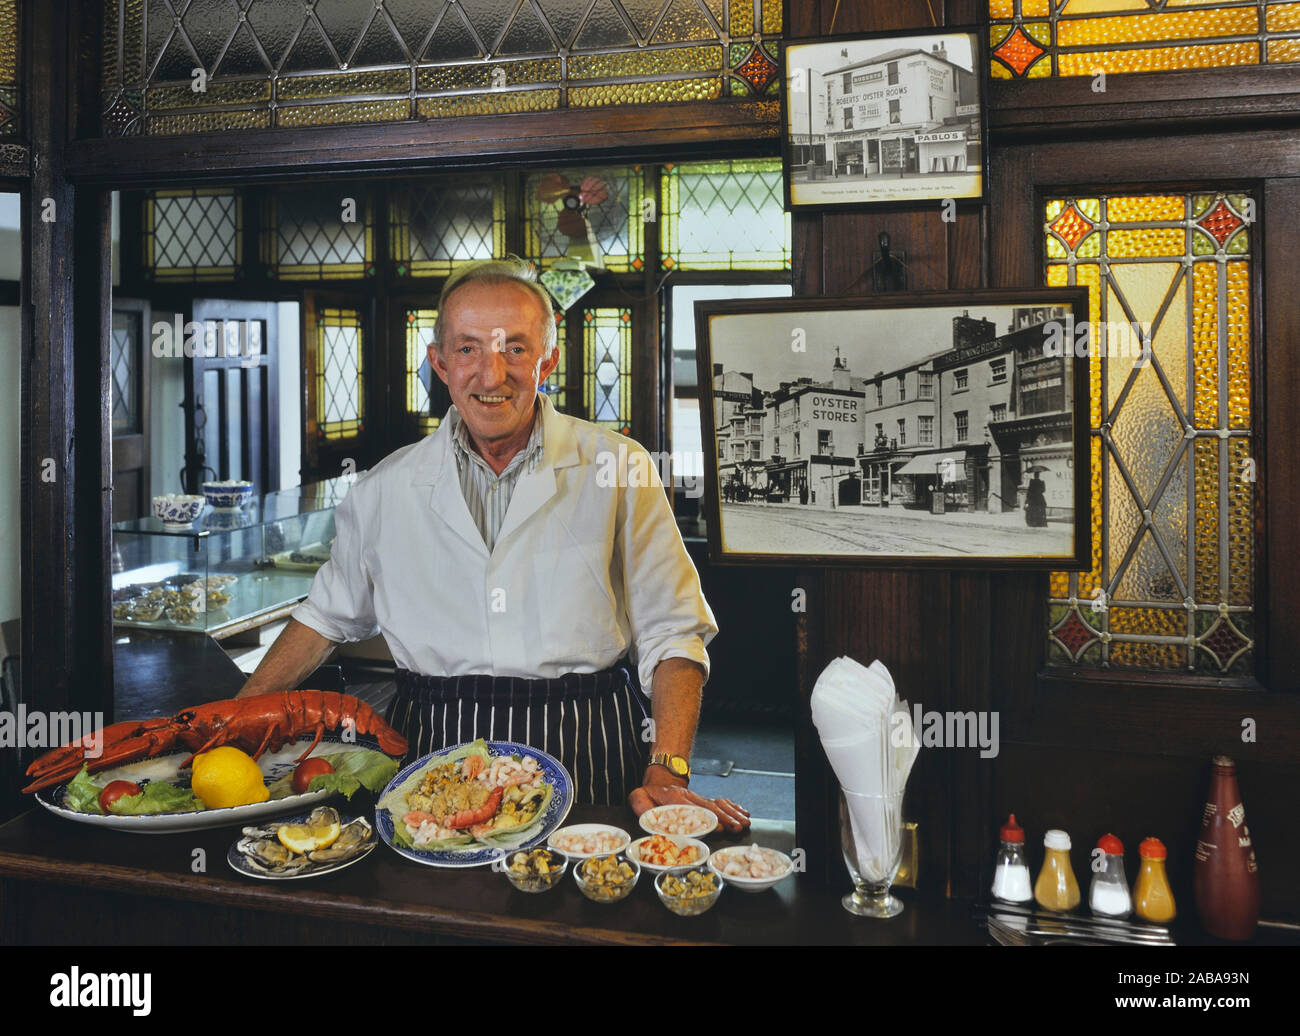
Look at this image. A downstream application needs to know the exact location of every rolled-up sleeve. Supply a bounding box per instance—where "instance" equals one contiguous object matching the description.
[616,448,718,693]
[290,489,381,643]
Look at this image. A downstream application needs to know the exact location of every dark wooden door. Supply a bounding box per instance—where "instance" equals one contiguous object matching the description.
[181,299,280,497]
[109,298,150,521]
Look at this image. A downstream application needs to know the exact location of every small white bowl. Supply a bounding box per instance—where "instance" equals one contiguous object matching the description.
[627,834,711,873]
[151,494,205,530]
[707,844,795,893]
[637,804,719,840]
[546,823,631,860]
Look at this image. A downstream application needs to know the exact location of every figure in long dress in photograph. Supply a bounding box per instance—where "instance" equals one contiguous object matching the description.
[1024,472,1048,528]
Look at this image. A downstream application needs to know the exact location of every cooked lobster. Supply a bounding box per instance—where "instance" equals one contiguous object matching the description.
[22,690,408,793]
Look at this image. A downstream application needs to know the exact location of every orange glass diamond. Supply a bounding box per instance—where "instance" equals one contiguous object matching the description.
[1197,198,1244,246]
[993,26,1045,77]
[1049,203,1095,251]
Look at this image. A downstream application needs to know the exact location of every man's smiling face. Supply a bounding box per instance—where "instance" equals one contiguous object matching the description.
[429,280,559,467]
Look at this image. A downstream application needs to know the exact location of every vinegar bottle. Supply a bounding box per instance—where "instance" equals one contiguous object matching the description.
[1193,755,1260,940]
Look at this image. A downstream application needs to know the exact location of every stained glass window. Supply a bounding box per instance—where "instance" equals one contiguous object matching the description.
[1045,192,1254,675]
[390,178,506,278]
[545,314,568,399]
[101,0,784,136]
[264,188,373,280]
[990,0,1300,78]
[584,308,633,435]
[405,308,440,437]
[110,310,140,434]
[660,159,790,271]
[525,166,647,273]
[143,188,242,281]
[316,307,365,440]
[0,0,18,136]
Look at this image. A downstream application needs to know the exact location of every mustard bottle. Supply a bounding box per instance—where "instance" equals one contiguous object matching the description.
[1134,836,1177,923]
[1034,829,1081,912]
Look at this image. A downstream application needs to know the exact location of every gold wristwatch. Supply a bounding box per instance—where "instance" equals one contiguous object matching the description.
[648,752,691,780]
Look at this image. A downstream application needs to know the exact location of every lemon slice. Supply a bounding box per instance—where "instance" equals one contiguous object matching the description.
[277,816,341,855]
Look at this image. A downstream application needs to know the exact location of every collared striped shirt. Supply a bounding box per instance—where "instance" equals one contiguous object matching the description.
[446,402,545,552]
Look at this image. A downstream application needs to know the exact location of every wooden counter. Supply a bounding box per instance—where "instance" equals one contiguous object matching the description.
[0,800,988,946]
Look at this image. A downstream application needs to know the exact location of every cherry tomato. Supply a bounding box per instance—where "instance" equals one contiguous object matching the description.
[99,780,143,813]
[292,757,335,795]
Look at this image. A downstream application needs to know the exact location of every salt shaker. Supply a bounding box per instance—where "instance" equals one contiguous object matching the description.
[991,813,1033,904]
[1089,833,1132,918]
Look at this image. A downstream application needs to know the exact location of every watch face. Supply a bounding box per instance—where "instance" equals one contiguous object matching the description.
[668,755,690,777]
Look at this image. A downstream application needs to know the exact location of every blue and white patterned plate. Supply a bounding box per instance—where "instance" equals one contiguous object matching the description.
[375,740,574,869]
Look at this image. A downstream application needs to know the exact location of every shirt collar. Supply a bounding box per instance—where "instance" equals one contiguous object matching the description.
[447,396,546,477]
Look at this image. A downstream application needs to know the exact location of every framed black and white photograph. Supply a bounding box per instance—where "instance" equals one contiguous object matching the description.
[695,289,1092,569]
[781,28,987,210]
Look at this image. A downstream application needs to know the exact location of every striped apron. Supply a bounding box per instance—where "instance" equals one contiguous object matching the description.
[385,662,649,807]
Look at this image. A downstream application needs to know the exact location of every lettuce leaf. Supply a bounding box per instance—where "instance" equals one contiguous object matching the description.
[265,748,400,801]
[110,781,203,815]
[63,766,105,814]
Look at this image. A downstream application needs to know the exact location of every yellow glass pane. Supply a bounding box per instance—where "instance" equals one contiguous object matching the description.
[1076,262,1102,428]
[1057,42,1259,75]
[1110,639,1183,669]
[1078,198,1101,221]
[569,79,722,106]
[146,81,272,110]
[1058,0,1153,12]
[1106,195,1184,223]
[406,309,439,436]
[0,0,16,83]
[1057,9,1259,46]
[762,0,782,35]
[1265,3,1300,30]
[989,0,1015,16]
[1047,263,1068,288]
[416,90,560,118]
[1106,228,1185,258]
[417,59,561,92]
[1266,38,1300,62]
[1049,571,1069,598]
[1022,0,1051,15]
[1063,434,1104,602]
[1192,261,1219,428]
[1228,438,1252,605]
[146,110,272,134]
[1226,261,1251,428]
[277,100,410,128]
[732,0,754,35]
[1194,439,1219,604]
[316,308,364,441]
[568,46,723,79]
[277,70,409,100]
[1109,606,1184,639]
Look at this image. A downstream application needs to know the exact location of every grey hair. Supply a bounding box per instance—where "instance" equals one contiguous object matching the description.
[433,256,558,354]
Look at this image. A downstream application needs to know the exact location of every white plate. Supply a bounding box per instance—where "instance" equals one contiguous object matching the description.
[707,845,795,892]
[227,813,376,880]
[637,804,719,840]
[626,834,711,873]
[33,736,366,834]
[547,823,632,860]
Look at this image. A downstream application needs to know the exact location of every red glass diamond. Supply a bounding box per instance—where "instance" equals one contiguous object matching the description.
[1054,608,1097,657]
[1197,199,1244,246]
[993,27,1045,77]
[1199,618,1249,669]
[1049,203,1094,251]
[735,45,778,94]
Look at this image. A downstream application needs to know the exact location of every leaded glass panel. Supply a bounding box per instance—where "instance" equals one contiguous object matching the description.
[390,178,506,278]
[144,188,242,281]
[990,1,1300,78]
[584,308,632,434]
[317,307,365,440]
[405,307,440,436]
[264,188,373,280]
[525,166,646,273]
[102,0,783,136]
[0,0,19,136]
[660,158,790,271]
[1045,192,1254,675]
[110,310,140,434]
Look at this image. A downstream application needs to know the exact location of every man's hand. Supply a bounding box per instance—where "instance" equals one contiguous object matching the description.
[628,780,751,834]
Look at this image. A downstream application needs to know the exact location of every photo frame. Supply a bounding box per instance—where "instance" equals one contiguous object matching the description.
[781,27,988,211]
[695,289,1092,569]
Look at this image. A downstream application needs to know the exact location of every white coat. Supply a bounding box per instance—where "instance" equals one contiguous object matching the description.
[292,392,717,694]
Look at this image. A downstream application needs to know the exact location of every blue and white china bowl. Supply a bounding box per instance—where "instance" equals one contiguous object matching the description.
[202,480,254,511]
[151,493,205,530]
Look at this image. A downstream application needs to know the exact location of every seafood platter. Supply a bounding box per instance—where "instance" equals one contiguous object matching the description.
[111,573,239,627]
[228,806,376,880]
[376,739,574,869]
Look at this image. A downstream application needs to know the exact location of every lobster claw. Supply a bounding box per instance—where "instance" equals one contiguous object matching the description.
[21,716,182,794]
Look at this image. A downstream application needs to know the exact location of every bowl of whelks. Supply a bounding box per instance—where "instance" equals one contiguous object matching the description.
[707,843,794,893]
[231,806,375,879]
[573,853,640,904]
[547,823,631,859]
[637,803,718,840]
[500,846,568,894]
[627,833,711,874]
[655,866,724,917]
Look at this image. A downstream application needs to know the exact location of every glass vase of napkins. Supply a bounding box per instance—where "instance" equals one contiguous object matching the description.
[812,657,920,918]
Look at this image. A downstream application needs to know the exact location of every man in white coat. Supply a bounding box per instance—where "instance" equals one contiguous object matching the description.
[239,258,749,831]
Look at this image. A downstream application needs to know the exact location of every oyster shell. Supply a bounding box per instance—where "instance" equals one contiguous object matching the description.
[307,819,373,863]
[238,837,309,874]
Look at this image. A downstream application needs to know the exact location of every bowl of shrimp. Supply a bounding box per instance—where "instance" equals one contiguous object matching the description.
[707,843,794,893]
[547,823,631,860]
[636,803,718,840]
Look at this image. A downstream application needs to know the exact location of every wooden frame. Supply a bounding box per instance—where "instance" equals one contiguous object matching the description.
[781,27,988,212]
[695,289,1090,569]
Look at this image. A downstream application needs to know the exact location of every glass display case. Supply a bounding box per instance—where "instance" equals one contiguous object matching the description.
[111,478,353,636]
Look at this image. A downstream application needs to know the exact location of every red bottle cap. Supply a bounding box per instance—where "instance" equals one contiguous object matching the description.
[1139,837,1167,860]
[1097,832,1124,856]
[999,813,1025,843]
